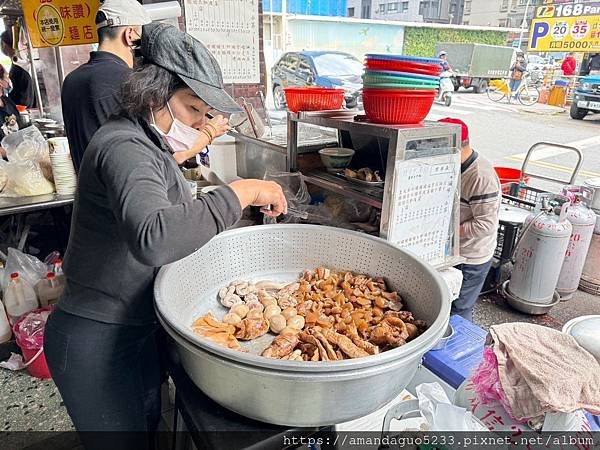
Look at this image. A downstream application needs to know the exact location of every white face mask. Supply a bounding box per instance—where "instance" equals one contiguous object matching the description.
[151,102,203,152]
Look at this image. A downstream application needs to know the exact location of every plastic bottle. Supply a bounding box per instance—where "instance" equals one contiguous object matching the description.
[0,299,11,343]
[36,272,65,307]
[53,259,65,284]
[4,273,39,325]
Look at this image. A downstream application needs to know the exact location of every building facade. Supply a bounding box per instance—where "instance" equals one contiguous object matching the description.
[263,0,348,16]
[462,0,544,27]
[347,0,465,24]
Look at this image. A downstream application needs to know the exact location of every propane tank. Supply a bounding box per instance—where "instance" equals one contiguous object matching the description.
[556,192,597,300]
[580,210,600,295]
[508,198,572,305]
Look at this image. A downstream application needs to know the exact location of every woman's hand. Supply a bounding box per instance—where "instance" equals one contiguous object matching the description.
[229,179,287,217]
[204,115,230,140]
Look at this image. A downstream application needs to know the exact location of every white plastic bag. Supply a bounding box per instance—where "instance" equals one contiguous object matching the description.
[2,126,49,164]
[1,126,54,185]
[0,160,54,197]
[1,248,48,293]
[416,382,488,432]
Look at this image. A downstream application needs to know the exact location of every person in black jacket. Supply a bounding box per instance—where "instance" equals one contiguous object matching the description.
[0,64,21,142]
[44,23,287,449]
[61,0,151,171]
[588,53,600,75]
[0,31,35,108]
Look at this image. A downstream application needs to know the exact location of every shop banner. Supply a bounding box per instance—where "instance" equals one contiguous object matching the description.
[23,0,100,48]
[529,2,600,51]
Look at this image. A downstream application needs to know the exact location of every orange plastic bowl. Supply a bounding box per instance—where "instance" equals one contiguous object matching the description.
[283,87,345,112]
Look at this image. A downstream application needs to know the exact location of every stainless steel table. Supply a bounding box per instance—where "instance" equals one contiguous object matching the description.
[0,194,74,217]
[0,194,74,256]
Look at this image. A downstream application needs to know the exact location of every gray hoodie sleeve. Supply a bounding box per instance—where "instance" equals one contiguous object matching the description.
[98,135,242,267]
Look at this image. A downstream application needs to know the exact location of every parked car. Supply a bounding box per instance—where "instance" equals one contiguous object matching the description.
[271,51,363,109]
[570,75,600,120]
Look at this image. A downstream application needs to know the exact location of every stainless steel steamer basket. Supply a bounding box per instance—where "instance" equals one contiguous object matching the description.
[154,225,450,426]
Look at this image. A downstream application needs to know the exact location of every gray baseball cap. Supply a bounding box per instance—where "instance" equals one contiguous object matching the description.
[96,0,152,29]
[141,22,242,114]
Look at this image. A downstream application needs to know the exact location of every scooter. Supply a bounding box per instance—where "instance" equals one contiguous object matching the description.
[436,71,454,107]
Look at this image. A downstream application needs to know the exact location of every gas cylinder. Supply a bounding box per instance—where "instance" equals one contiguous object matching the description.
[508,200,572,305]
[580,230,600,295]
[557,195,597,300]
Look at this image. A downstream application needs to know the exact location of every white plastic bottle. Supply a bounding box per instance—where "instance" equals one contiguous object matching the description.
[0,299,11,343]
[4,273,39,325]
[36,272,65,307]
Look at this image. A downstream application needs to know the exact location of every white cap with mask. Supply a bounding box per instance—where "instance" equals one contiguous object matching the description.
[96,0,152,29]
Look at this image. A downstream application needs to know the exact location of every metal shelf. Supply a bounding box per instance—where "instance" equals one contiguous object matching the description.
[290,111,453,139]
[302,171,384,209]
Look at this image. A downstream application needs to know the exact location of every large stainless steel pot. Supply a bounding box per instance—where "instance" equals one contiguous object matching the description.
[154,225,450,426]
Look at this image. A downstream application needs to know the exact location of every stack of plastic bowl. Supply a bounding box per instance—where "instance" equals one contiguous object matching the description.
[362,54,442,124]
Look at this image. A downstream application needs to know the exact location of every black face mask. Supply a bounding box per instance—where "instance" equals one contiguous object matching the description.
[130,42,143,68]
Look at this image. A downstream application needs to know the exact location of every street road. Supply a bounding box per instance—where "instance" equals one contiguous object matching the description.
[428,91,600,188]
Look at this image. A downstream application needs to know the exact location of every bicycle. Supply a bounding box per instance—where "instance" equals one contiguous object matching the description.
[486,73,540,106]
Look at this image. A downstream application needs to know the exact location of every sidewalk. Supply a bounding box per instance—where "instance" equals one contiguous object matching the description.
[517,102,567,116]
[474,288,600,331]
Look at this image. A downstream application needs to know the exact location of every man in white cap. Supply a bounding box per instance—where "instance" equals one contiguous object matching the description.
[61,0,151,171]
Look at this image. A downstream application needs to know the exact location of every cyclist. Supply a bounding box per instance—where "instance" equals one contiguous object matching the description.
[509,52,527,97]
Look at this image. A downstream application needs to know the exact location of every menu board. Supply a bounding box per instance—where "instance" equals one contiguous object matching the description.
[184,0,260,84]
[387,153,460,266]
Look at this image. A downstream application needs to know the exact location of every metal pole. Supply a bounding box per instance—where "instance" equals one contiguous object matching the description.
[22,24,44,116]
[54,46,65,90]
[281,0,287,52]
[518,0,532,50]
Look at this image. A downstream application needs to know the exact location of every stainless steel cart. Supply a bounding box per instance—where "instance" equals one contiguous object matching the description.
[286,111,463,269]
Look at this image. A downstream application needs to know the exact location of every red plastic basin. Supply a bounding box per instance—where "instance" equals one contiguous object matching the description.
[363,89,436,124]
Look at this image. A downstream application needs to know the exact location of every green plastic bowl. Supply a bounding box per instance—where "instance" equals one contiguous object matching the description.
[363,82,438,90]
[363,73,439,87]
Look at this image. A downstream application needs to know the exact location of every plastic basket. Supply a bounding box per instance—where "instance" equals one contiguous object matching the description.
[283,87,345,113]
[364,58,441,76]
[363,82,439,90]
[494,167,532,194]
[364,69,440,81]
[363,89,436,124]
[363,73,439,87]
[366,54,442,65]
[501,182,547,208]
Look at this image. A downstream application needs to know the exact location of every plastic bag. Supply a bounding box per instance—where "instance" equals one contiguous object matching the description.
[416,382,487,431]
[470,347,516,420]
[0,159,7,193]
[2,126,49,164]
[1,126,54,185]
[14,309,51,348]
[1,248,48,293]
[0,160,54,197]
[263,171,311,224]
